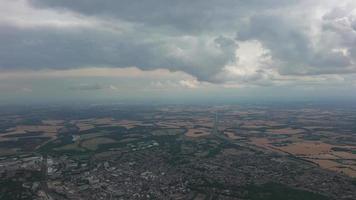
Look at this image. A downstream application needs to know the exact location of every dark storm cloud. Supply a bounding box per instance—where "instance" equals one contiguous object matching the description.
[0,24,164,70]
[29,0,296,32]
[0,23,236,81]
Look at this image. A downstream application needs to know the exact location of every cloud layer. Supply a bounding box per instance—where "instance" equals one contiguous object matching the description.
[1,0,356,87]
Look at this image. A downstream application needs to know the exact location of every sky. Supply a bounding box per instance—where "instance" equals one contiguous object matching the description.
[1,0,356,104]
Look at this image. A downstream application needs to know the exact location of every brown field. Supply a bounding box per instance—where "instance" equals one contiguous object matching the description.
[249,136,356,177]
[267,128,304,135]
[241,120,284,128]
[279,142,333,156]
[241,125,267,129]
[332,151,356,160]
[156,119,200,129]
[0,148,18,156]
[42,120,65,125]
[6,125,59,134]
[185,128,210,138]
[249,138,271,147]
[250,137,351,158]
[76,123,95,131]
[75,118,151,129]
[93,118,115,125]
[114,120,138,129]
[1,125,62,141]
[224,132,243,140]
[155,121,181,128]
[195,117,214,127]
[196,122,214,128]
[310,159,339,169]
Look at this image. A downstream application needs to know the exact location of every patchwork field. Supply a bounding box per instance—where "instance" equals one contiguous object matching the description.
[249,137,356,177]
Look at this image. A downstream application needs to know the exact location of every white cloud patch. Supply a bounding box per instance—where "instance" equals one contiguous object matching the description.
[179,79,200,89]
[151,79,202,90]
[215,40,276,86]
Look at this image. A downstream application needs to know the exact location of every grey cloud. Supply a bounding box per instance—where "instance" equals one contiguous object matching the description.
[69,83,118,91]
[323,7,349,20]
[0,24,160,69]
[237,14,355,76]
[0,23,236,82]
[214,36,238,61]
[352,21,356,31]
[321,6,356,70]
[29,0,297,33]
